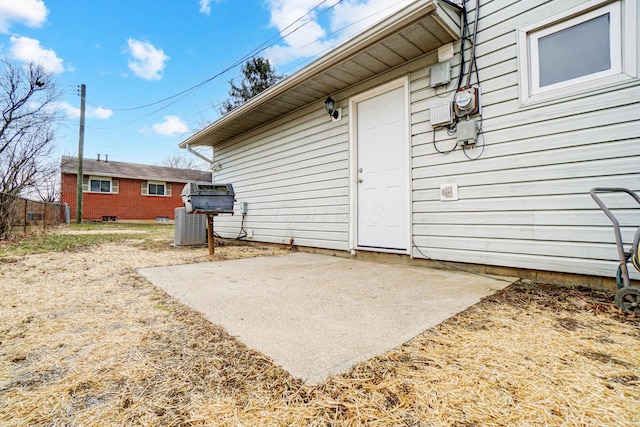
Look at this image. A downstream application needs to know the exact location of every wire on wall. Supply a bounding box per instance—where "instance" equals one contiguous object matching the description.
[433,0,484,160]
[414,1,495,283]
[411,239,514,284]
[213,211,247,241]
[433,128,458,154]
[462,118,485,160]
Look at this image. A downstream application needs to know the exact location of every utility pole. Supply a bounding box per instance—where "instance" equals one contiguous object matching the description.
[76,84,86,224]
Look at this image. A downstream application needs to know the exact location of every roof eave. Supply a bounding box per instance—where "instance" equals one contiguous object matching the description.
[179,0,445,149]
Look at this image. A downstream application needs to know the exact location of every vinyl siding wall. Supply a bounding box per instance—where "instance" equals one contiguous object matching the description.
[211,106,352,249]
[411,0,640,278]
[211,0,639,279]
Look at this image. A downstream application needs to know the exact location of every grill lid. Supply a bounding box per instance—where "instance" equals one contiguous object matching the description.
[181,182,234,196]
[181,182,235,214]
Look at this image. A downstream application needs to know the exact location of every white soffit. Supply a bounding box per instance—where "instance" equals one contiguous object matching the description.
[180,0,462,148]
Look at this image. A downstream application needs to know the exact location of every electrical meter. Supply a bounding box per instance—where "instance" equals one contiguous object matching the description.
[454,87,480,117]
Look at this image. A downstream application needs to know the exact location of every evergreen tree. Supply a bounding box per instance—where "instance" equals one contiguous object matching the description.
[220,57,284,114]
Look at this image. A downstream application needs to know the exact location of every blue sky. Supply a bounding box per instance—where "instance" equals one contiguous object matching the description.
[0,0,412,167]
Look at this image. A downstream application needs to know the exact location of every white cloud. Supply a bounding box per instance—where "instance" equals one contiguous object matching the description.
[126,38,169,81]
[9,36,64,74]
[263,0,331,65]
[150,115,189,136]
[263,0,413,66]
[55,101,113,120]
[330,0,412,34]
[54,101,78,117]
[199,0,216,15]
[88,106,114,120]
[0,0,48,33]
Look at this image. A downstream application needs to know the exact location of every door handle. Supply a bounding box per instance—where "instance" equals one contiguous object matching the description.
[357,178,363,183]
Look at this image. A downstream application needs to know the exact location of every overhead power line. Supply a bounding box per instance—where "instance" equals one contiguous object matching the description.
[87,0,344,114]
[86,0,409,131]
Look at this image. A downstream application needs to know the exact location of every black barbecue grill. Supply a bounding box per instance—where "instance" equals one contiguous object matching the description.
[181,182,235,215]
[181,182,235,257]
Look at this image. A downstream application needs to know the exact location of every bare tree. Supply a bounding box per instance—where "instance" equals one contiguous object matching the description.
[160,149,209,170]
[0,59,62,239]
[34,171,61,202]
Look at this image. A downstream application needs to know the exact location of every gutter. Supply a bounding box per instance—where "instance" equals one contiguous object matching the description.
[440,0,464,12]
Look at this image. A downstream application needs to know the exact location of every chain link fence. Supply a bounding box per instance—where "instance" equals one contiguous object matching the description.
[0,192,69,240]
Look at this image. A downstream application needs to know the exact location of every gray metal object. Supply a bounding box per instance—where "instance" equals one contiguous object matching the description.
[590,187,640,314]
[174,207,206,246]
[181,182,235,214]
[615,287,640,315]
[429,61,451,87]
[430,102,453,128]
[456,118,478,145]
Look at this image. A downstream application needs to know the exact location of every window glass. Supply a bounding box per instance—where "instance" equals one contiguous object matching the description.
[90,180,101,192]
[148,183,165,196]
[90,178,111,193]
[517,0,631,104]
[538,13,611,87]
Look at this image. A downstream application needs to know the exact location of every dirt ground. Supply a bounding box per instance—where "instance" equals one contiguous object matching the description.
[0,227,638,426]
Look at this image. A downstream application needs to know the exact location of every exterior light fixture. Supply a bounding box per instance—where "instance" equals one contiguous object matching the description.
[325,95,340,119]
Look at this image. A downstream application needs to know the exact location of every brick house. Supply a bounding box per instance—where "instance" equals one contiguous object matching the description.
[61,156,212,222]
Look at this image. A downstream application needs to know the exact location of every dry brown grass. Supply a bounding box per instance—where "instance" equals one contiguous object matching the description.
[0,226,638,426]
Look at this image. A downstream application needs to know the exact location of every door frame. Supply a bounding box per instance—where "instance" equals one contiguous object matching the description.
[348,76,412,254]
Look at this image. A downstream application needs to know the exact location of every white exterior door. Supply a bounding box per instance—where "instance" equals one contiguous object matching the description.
[355,84,408,251]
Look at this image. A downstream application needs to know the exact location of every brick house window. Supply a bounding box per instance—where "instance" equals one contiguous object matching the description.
[149,182,165,196]
[83,176,118,194]
[142,181,172,197]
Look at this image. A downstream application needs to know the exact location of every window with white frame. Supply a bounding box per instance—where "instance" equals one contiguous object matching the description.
[82,176,118,194]
[141,181,172,197]
[518,0,637,104]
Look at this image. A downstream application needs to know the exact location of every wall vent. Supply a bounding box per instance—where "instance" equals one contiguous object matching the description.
[431,103,453,128]
[440,183,459,201]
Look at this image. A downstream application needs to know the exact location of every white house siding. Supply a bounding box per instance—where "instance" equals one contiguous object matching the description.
[211,107,352,250]
[411,0,640,278]
[211,53,441,251]
[209,0,638,280]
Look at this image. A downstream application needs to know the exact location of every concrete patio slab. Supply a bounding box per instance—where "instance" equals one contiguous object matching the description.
[138,253,513,384]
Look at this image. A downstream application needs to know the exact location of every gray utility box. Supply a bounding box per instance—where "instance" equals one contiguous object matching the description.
[174,207,206,246]
[181,182,235,214]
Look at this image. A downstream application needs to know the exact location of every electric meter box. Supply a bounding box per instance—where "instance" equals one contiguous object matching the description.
[431,102,454,127]
[457,119,479,145]
[181,182,235,214]
[429,61,451,87]
[454,87,480,117]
